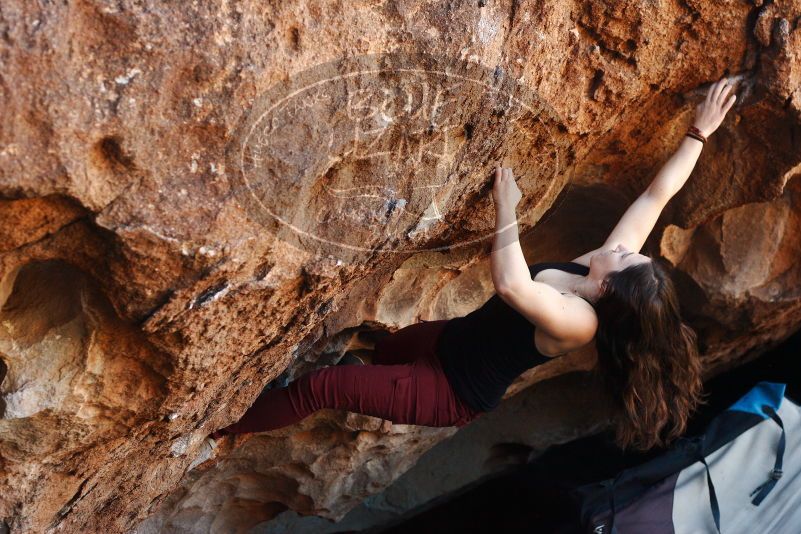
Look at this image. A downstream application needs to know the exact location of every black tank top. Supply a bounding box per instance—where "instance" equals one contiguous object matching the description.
[435,261,591,412]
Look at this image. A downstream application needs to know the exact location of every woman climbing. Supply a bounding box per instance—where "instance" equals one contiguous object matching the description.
[207,77,737,453]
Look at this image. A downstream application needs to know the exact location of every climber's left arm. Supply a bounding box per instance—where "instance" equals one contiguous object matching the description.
[490,166,531,293]
[489,168,597,341]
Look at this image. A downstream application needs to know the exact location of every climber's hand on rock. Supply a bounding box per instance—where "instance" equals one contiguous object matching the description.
[693,77,737,138]
[492,165,522,210]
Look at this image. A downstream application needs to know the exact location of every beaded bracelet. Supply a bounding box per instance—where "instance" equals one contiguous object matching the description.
[686,125,707,145]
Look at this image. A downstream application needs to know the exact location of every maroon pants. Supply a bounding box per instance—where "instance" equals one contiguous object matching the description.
[221,319,481,434]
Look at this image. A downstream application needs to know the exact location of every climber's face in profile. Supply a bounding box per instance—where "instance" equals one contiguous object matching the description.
[589,243,651,280]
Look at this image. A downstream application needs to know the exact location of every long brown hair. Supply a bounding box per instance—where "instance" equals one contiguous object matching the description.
[593,258,707,451]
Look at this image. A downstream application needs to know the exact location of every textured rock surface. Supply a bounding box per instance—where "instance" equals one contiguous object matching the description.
[1,0,800,532]
[248,370,611,533]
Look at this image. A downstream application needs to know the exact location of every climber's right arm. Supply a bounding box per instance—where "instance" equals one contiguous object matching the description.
[644,77,736,202]
[574,77,737,262]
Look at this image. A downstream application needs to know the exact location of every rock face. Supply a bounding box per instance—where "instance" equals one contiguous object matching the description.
[1,1,800,532]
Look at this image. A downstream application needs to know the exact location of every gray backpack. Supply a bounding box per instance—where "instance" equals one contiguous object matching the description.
[575,381,797,533]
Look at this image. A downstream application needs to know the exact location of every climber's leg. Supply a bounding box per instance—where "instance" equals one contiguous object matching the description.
[220,363,409,433]
[372,319,450,366]
[221,347,479,433]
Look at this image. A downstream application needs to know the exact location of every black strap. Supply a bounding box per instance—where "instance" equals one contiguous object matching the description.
[699,456,721,533]
[750,405,786,506]
[609,479,617,534]
[597,478,618,534]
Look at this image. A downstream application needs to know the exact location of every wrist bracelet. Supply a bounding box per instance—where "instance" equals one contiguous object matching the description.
[686,125,707,145]
[686,132,705,144]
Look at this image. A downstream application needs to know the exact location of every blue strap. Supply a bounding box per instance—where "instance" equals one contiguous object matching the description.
[699,456,721,533]
[750,405,786,506]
